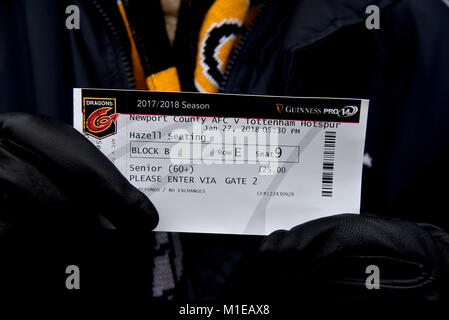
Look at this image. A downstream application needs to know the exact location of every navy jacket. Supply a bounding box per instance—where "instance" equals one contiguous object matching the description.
[2,0,448,228]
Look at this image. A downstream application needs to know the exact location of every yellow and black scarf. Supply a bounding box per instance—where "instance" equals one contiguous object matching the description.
[117,0,251,93]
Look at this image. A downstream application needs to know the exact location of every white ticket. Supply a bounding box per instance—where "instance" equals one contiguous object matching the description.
[74,88,369,235]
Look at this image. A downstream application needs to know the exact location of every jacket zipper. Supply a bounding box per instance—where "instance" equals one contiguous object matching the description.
[92,0,135,89]
[93,0,268,92]
[219,1,269,92]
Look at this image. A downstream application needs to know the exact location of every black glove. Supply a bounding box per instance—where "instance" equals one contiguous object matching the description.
[0,113,159,301]
[220,214,449,302]
[0,112,158,233]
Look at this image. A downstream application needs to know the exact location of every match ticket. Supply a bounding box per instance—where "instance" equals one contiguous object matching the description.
[74,88,369,235]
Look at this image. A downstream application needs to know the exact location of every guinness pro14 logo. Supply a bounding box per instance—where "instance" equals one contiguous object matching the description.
[83,98,119,139]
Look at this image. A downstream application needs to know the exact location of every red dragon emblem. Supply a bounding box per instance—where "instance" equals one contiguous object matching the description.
[86,107,119,133]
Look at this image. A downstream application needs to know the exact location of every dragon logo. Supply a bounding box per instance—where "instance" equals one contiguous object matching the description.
[83,98,119,139]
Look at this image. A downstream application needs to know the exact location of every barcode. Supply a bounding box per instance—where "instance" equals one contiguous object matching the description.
[322,131,336,197]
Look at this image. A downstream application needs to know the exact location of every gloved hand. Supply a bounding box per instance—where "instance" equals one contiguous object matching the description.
[0,112,158,233]
[0,113,159,301]
[220,214,449,302]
